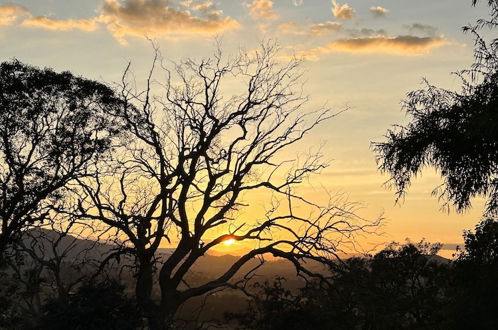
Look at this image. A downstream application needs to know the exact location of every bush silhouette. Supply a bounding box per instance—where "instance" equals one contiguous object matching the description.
[39,280,142,330]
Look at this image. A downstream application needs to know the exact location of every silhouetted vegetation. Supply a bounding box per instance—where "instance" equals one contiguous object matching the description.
[39,280,142,330]
[229,219,498,329]
[2,1,498,328]
[373,0,498,215]
[2,218,498,328]
[449,218,498,329]
[0,60,122,258]
[0,46,380,329]
[62,43,380,329]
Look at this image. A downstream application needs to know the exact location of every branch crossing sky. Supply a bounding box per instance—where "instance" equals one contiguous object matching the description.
[0,0,492,253]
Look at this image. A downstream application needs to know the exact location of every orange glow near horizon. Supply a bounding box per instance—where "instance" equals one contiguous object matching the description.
[2,0,489,258]
[223,238,236,246]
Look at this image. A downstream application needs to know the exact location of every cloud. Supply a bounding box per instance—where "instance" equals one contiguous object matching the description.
[346,28,386,38]
[0,5,29,26]
[191,1,215,12]
[1,4,98,32]
[310,21,342,36]
[320,35,447,55]
[332,0,355,20]
[22,16,99,31]
[278,21,341,36]
[370,6,388,17]
[404,23,438,37]
[292,0,303,6]
[0,0,238,45]
[100,0,239,45]
[245,0,278,20]
[180,0,193,7]
[278,22,307,35]
[299,35,448,59]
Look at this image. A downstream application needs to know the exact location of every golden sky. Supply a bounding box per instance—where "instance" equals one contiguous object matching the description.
[0,0,490,254]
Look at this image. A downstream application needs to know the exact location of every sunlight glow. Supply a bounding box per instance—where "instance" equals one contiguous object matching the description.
[223,238,236,246]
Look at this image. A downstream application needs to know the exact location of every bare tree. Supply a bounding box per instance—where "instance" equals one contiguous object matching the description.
[0,60,123,257]
[0,214,115,326]
[73,44,380,329]
[13,219,102,301]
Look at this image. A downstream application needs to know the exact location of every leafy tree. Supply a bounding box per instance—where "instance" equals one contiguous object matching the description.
[358,241,450,329]
[71,44,380,329]
[229,241,450,330]
[450,218,498,329]
[226,277,332,330]
[373,0,498,215]
[0,60,122,257]
[458,218,498,264]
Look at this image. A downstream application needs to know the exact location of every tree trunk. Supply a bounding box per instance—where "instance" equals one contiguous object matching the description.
[154,297,181,330]
[0,234,9,266]
[135,258,158,326]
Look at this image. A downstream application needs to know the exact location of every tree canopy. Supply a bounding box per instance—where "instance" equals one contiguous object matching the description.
[373,0,498,215]
[0,60,122,256]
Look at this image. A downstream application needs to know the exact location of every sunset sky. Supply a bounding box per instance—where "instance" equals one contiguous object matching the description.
[0,0,491,254]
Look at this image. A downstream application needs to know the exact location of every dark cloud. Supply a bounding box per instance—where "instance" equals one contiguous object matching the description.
[404,23,438,37]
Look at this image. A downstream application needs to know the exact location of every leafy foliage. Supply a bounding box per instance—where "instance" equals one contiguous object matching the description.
[450,218,498,329]
[373,0,498,215]
[0,60,123,254]
[230,241,452,330]
[227,277,331,330]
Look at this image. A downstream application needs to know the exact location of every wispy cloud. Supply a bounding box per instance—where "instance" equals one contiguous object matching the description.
[332,0,355,20]
[311,21,342,36]
[346,28,386,38]
[245,0,279,20]
[278,22,307,35]
[299,35,448,60]
[22,16,99,31]
[404,23,438,37]
[180,0,193,7]
[278,21,341,36]
[370,6,389,18]
[191,1,215,12]
[0,5,29,26]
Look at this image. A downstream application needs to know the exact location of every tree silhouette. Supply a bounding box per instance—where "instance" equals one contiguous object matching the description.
[358,241,449,329]
[228,241,450,330]
[450,218,498,329]
[226,277,328,330]
[0,61,123,258]
[70,44,380,329]
[373,1,498,215]
[3,217,108,311]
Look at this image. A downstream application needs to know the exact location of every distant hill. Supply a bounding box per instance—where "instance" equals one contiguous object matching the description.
[8,228,332,293]
[13,228,450,290]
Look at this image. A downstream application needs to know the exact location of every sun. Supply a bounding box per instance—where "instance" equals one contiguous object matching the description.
[223,238,236,246]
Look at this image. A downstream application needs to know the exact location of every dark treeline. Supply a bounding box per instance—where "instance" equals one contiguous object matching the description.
[1,218,498,329]
[229,218,498,330]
